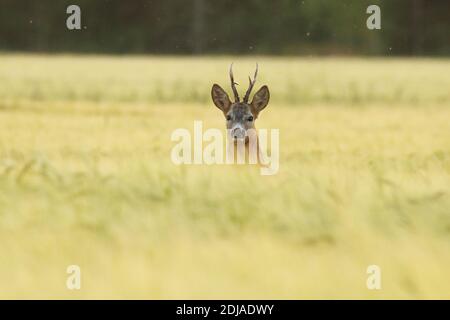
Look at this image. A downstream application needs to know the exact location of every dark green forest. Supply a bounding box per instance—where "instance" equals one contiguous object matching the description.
[0,0,448,55]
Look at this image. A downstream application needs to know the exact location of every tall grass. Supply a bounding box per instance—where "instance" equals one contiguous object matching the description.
[0,55,449,298]
[1,55,449,106]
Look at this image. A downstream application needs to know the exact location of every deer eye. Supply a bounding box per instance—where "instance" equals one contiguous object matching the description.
[247,116,254,122]
[226,115,231,121]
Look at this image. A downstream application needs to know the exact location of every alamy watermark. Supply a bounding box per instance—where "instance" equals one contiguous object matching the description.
[170,121,279,176]
[366,265,382,290]
[66,5,81,30]
[366,5,381,30]
[66,265,81,290]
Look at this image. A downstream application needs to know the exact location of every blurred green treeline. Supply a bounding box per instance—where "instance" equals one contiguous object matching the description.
[0,0,448,55]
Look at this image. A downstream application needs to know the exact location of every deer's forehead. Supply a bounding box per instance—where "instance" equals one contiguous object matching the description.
[228,103,251,116]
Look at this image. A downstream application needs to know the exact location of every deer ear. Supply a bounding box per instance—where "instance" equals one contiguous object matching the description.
[211,84,231,113]
[251,85,270,116]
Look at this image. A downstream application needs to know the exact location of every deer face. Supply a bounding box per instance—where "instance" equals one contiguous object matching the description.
[211,64,270,141]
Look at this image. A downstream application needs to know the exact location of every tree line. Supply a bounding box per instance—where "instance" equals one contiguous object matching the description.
[0,0,448,55]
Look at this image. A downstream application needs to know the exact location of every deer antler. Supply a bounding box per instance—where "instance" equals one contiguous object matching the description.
[243,63,258,103]
[229,63,240,102]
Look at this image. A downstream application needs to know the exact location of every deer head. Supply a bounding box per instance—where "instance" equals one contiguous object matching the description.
[211,63,270,141]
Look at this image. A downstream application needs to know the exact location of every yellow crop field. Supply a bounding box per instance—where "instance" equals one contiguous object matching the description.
[0,55,449,299]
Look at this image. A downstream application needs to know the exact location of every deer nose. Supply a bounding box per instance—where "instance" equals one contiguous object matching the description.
[231,127,246,140]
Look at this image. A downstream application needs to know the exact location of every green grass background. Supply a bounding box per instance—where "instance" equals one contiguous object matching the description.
[0,55,449,298]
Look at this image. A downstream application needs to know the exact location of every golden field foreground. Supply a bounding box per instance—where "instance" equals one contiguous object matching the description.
[0,55,449,299]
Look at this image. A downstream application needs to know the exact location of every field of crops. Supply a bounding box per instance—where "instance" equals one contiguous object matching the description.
[0,55,449,298]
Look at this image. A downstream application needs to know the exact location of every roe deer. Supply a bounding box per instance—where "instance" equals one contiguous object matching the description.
[211,63,270,164]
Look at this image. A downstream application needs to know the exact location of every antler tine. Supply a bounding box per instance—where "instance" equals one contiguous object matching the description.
[243,63,258,103]
[229,63,240,102]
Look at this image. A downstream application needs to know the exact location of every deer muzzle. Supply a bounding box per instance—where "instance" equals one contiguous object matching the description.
[230,126,246,140]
